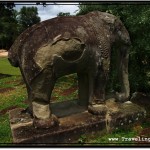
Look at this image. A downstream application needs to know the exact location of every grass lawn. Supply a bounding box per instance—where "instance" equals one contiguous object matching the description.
[0,57,20,76]
[0,57,27,144]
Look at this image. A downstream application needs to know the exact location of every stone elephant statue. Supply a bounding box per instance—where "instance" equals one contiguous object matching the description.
[8,11,131,128]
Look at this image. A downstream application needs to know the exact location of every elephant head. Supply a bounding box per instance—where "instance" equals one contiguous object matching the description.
[112,18,131,101]
[113,18,131,46]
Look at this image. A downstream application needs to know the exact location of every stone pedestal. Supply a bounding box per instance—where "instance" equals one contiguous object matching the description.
[9,99,146,145]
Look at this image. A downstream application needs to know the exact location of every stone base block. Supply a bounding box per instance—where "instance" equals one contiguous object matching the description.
[9,99,146,145]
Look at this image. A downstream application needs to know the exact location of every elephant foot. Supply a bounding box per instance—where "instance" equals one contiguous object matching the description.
[88,104,108,116]
[90,99,105,105]
[95,99,105,104]
[33,114,59,129]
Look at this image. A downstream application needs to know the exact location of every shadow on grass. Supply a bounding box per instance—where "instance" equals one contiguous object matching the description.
[0,73,12,79]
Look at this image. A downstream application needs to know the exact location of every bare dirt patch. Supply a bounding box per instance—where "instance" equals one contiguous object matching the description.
[0,49,8,57]
[60,86,77,96]
[0,87,14,93]
[5,79,24,86]
[0,105,18,115]
[51,96,57,101]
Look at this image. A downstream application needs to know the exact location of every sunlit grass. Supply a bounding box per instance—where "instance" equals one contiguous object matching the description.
[0,57,20,75]
[0,87,27,111]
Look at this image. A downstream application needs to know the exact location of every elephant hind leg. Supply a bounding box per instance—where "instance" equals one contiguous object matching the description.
[88,68,108,115]
[29,68,59,128]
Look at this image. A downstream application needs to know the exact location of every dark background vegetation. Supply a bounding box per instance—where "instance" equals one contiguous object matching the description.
[0,2,40,49]
[0,2,150,96]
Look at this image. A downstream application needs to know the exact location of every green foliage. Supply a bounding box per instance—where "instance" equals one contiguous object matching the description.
[77,3,150,94]
[0,3,41,49]
[57,12,71,16]
[78,135,87,144]
[17,6,41,33]
[0,3,18,49]
[0,2,15,9]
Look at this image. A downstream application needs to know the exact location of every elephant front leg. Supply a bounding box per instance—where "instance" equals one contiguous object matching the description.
[30,68,59,128]
[116,45,130,102]
[93,67,108,104]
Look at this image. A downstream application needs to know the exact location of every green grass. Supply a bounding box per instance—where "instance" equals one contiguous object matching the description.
[87,129,137,146]
[0,114,12,144]
[0,76,28,144]
[0,57,20,75]
[0,75,22,88]
[0,57,27,144]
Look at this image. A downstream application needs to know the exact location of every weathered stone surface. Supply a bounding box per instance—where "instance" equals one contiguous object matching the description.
[50,100,87,117]
[9,108,105,144]
[88,104,108,115]
[106,100,146,132]
[9,100,146,144]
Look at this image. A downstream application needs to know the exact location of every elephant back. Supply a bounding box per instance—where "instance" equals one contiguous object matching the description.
[10,11,113,84]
